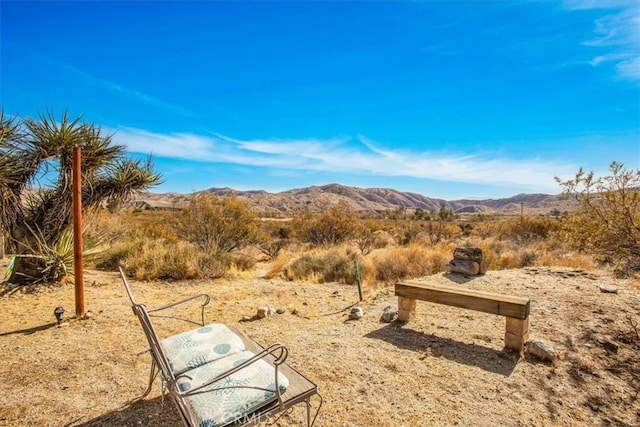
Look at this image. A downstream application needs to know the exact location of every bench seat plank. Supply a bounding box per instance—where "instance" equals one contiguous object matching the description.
[395,280,530,320]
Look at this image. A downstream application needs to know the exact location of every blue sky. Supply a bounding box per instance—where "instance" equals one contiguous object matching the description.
[1,0,639,199]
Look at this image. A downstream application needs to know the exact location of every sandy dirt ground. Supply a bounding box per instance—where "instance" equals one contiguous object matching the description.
[1,262,639,427]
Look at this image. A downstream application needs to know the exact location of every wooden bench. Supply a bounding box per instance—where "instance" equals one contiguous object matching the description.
[395,280,531,352]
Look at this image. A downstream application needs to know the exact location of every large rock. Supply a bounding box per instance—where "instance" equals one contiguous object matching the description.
[447,259,480,276]
[380,305,398,323]
[447,247,486,275]
[525,339,556,362]
[453,247,483,262]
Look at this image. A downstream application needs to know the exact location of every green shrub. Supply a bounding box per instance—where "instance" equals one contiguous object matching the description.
[556,162,640,276]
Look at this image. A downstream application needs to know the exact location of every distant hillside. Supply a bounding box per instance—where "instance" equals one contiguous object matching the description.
[133,183,578,216]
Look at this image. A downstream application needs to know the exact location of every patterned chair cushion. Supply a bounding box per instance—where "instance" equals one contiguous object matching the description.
[176,350,289,427]
[161,323,245,375]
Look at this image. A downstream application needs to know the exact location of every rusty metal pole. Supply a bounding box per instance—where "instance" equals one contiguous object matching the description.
[72,146,85,317]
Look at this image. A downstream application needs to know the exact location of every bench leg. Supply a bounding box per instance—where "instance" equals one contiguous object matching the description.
[505,317,529,353]
[397,297,416,322]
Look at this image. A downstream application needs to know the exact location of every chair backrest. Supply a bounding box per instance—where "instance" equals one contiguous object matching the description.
[118,267,177,384]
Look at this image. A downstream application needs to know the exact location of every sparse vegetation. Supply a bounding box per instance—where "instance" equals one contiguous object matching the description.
[276,247,368,285]
[372,243,452,285]
[556,162,640,276]
[177,193,257,254]
[4,150,635,285]
[291,201,358,247]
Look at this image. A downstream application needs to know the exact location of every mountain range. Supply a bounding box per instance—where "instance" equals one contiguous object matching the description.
[133,184,578,216]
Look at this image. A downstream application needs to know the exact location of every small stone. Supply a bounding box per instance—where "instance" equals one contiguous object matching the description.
[256,307,269,319]
[241,315,252,322]
[380,305,398,323]
[268,307,277,316]
[525,339,556,362]
[596,336,619,354]
[587,402,599,412]
[84,311,93,319]
[57,322,69,328]
[276,308,285,314]
[348,306,364,320]
[599,285,618,294]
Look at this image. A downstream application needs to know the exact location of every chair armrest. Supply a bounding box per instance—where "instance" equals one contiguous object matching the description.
[148,293,211,326]
[178,343,289,397]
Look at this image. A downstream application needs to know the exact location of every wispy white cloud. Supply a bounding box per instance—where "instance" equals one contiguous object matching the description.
[564,0,640,81]
[114,127,576,192]
[20,45,195,116]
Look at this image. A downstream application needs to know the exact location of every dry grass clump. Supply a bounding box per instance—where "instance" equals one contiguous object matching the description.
[113,239,230,281]
[371,243,453,284]
[230,253,258,272]
[536,250,597,270]
[273,246,369,285]
[471,217,561,242]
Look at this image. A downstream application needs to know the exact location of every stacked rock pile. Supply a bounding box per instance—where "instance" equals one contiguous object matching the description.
[446,247,487,276]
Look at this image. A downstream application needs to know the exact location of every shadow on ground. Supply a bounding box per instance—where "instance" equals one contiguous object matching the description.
[365,322,519,376]
[442,272,479,284]
[68,397,181,427]
[0,322,58,336]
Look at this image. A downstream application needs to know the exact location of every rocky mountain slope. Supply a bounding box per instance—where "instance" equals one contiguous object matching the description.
[133,183,579,216]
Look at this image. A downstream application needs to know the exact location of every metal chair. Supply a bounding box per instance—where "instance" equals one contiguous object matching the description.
[119,267,322,426]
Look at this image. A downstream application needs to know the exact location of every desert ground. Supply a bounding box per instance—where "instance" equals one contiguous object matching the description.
[1,261,639,427]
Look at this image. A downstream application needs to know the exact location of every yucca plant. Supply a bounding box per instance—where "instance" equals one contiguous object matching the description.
[6,226,105,285]
[1,109,162,285]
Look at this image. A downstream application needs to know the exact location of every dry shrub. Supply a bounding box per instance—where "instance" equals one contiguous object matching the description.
[255,220,292,260]
[372,244,451,285]
[101,238,229,281]
[411,223,461,246]
[353,219,380,255]
[372,230,395,249]
[472,217,561,243]
[83,209,126,247]
[495,251,519,270]
[133,221,179,243]
[292,202,358,247]
[273,246,369,285]
[472,239,534,270]
[264,251,292,279]
[463,236,596,271]
[557,162,640,276]
[231,254,257,271]
[177,193,257,253]
[536,251,597,270]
